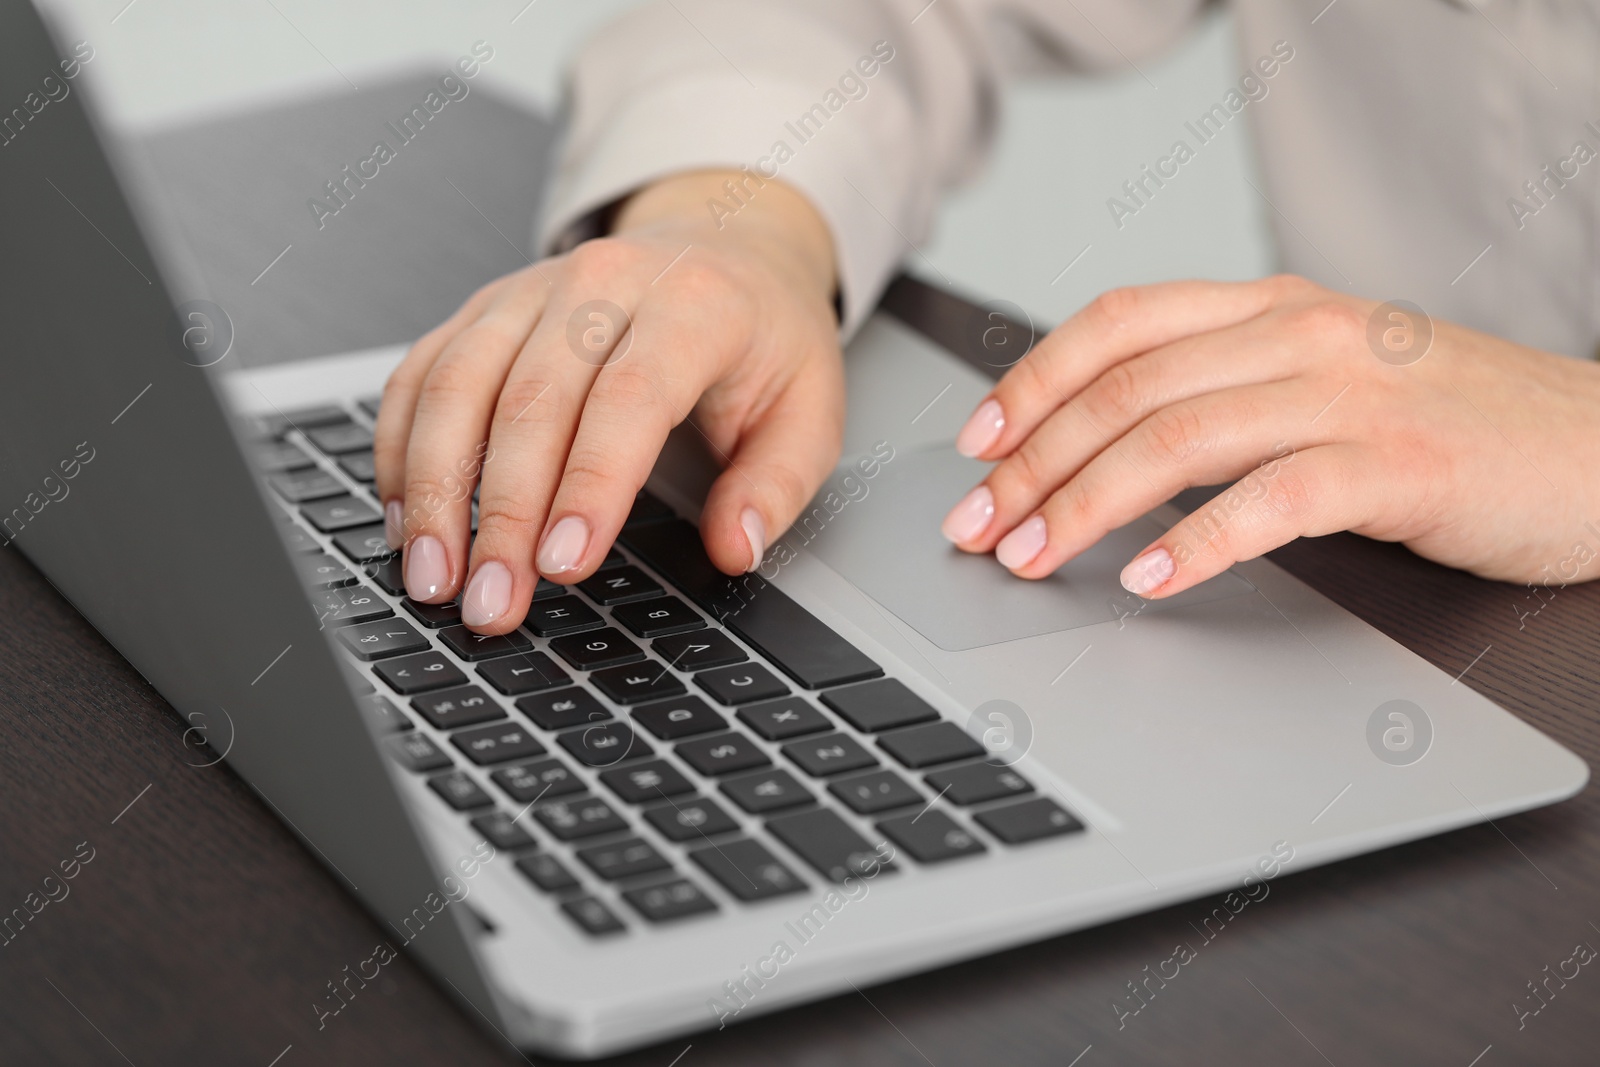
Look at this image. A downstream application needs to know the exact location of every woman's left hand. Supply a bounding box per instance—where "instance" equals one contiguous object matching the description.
[939,275,1600,596]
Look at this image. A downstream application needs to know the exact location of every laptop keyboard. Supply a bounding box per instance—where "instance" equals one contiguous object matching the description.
[256,399,1086,936]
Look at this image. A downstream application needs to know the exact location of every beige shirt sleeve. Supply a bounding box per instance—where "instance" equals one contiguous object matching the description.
[537,0,1205,338]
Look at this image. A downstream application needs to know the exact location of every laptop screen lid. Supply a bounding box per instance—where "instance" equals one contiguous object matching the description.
[0,0,505,1031]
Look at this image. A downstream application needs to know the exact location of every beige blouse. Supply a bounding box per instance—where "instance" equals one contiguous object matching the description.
[540,0,1600,359]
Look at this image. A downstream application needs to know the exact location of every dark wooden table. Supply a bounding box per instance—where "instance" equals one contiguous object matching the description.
[4,78,1598,1067]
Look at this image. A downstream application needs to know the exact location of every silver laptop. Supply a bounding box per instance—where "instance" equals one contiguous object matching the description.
[3,1,1585,1057]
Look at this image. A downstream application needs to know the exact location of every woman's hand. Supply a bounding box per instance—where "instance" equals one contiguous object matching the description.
[373,170,842,633]
[940,275,1600,596]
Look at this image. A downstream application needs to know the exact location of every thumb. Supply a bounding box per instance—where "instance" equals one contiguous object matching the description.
[698,363,844,575]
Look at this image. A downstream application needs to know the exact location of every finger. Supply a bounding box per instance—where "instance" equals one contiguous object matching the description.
[699,355,845,575]
[458,291,621,632]
[954,276,1303,461]
[531,298,729,584]
[400,273,553,602]
[944,318,1301,552]
[374,277,508,545]
[989,380,1331,579]
[1120,444,1370,598]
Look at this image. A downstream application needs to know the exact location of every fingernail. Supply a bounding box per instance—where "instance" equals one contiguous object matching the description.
[537,515,590,575]
[384,500,403,549]
[405,535,450,601]
[1121,547,1176,597]
[460,561,513,627]
[740,507,766,573]
[995,515,1048,571]
[941,485,995,544]
[956,398,1005,458]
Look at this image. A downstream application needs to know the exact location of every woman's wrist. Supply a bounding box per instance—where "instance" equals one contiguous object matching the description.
[611,169,839,312]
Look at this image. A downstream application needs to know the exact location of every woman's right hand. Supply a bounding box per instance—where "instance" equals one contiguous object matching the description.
[372,170,844,634]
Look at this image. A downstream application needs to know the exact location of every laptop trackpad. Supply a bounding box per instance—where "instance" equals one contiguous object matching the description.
[805,446,1254,652]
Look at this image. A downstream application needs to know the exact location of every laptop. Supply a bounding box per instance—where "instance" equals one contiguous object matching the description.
[3,0,1586,1057]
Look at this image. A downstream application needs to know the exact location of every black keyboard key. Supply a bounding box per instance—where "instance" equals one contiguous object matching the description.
[643,796,740,841]
[620,519,882,689]
[632,695,725,740]
[336,450,376,482]
[274,516,321,554]
[301,495,382,533]
[532,578,568,601]
[294,552,357,588]
[676,732,770,777]
[575,836,671,881]
[470,810,536,850]
[439,624,535,662]
[261,404,349,436]
[428,770,494,811]
[338,658,375,695]
[410,685,503,729]
[926,762,1035,806]
[782,733,878,777]
[524,598,604,637]
[626,489,676,526]
[878,722,986,769]
[623,878,718,922]
[549,627,644,670]
[386,732,452,772]
[306,421,374,454]
[720,768,812,814]
[516,687,609,730]
[597,547,627,571]
[766,808,894,883]
[611,596,705,638]
[363,556,405,595]
[829,770,923,814]
[516,853,580,893]
[577,565,662,605]
[599,759,695,804]
[696,663,788,705]
[357,395,383,418]
[252,439,314,472]
[737,697,831,741]
[561,896,626,936]
[558,722,650,767]
[403,598,462,628]
[589,663,686,705]
[331,523,393,564]
[358,693,411,734]
[535,797,629,841]
[491,757,584,803]
[479,653,570,696]
[269,467,344,503]
[374,652,468,694]
[973,798,1084,844]
[689,839,806,901]
[821,679,940,733]
[653,630,746,672]
[877,810,987,863]
[338,619,427,661]
[467,809,537,851]
[313,585,392,627]
[451,721,546,765]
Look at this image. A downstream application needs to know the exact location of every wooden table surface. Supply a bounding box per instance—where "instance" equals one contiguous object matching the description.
[3,78,1598,1067]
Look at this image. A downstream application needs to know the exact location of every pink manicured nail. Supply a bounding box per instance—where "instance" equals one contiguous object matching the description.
[995,515,1048,570]
[384,500,404,549]
[941,485,995,543]
[956,398,1005,458]
[460,561,513,627]
[740,507,766,573]
[405,535,450,601]
[1121,548,1176,597]
[537,515,590,575]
